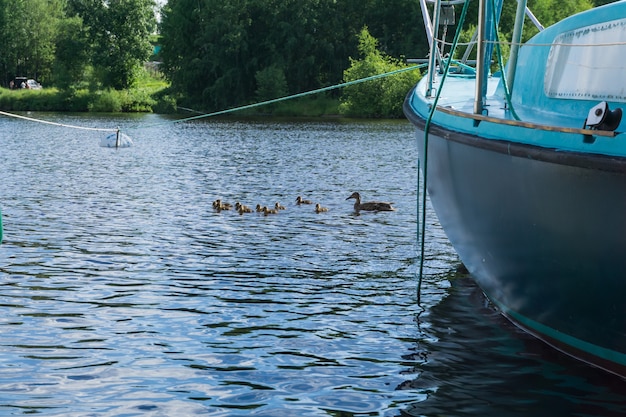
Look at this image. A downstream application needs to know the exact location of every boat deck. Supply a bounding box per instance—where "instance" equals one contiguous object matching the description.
[411,73,626,157]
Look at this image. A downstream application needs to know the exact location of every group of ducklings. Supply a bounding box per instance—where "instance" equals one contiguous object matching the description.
[213,196,329,216]
[296,196,328,212]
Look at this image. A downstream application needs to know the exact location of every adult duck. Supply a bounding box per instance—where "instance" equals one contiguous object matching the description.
[346,192,395,212]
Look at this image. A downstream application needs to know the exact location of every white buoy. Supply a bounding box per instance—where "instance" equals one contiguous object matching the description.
[100,130,133,148]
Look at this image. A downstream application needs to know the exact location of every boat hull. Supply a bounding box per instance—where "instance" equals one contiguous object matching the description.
[405,96,626,377]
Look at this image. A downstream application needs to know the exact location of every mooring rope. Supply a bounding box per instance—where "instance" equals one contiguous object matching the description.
[0,110,117,132]
[0,66,423,133]
[128,65,424,130]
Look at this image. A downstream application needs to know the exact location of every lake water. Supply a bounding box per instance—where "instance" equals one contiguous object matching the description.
[0,113,624,416]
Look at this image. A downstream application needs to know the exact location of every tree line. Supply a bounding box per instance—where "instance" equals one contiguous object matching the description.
[0,0,606,115]
[158,0,426,112]
[159,0,598,114]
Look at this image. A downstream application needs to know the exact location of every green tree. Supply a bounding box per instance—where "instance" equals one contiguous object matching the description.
[367,0,427,59]
[160,0,252,109]
[69,0,156,90]
[524,0,592,39]
[447,0,592,69]
[255,64,288,102]
[340,27,421,118]
[0,0,63,85]
[54,16,90,90]
[159,0,425,111]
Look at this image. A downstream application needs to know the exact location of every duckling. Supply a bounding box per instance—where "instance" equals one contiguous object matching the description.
[214,199,232,210]
[346,192,395,212]
[315,203,329,213]
[296,196,313,205]
[256,204,264,212]
[238,205,253,214]
[263,206,279,215]
[275,202,286,210]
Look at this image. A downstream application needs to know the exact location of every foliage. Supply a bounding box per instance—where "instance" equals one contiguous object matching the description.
[339,28,421,118]
[89,90,123,112]
[270,95,339,117]
[0,69,168,113]
[241,94,339,117]
[0,88,59,111]
[158,0,426,112]
[255,65,288,103]
[0,0,64,85]
[523,0,593,40]
[440,0,591,74]
[0,0,603,116]
[54,16,90,91]
[68,0,157,90]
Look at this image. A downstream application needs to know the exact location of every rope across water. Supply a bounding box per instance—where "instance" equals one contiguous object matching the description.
[0,65,423,133]
[129,65,424,130]
[0,110,117,132]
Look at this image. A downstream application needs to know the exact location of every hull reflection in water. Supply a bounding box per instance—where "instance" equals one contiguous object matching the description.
[401,273,626,416]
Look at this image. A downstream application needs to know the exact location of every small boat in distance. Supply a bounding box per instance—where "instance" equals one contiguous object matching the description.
[404,0,626,377]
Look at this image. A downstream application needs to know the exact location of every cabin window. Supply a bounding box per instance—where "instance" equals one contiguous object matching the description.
[544,18,626,102]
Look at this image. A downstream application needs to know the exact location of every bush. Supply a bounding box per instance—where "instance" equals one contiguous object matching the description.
[339,27,421,118]
[88,90,122,112]
[152,94,178,114]
[255,65,288,102]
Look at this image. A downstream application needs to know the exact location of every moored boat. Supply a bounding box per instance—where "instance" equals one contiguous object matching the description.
[404,0,626,377]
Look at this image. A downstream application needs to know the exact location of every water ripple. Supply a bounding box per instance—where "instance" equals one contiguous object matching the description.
[0,116,620,416]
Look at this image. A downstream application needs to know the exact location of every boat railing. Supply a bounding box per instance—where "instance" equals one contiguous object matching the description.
[419,0,546,100]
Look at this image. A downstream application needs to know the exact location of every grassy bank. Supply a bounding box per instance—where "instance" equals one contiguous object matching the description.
[0,82,174,113]
[0,74,341,117]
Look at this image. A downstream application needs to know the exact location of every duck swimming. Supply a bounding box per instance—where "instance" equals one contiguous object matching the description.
[296,196,313,205]
[214,199,232,210]
[275,202,286,210]
[315,203,329,213]
[263,206,279,215]
[237,203,253,214]
[346,192,395,212]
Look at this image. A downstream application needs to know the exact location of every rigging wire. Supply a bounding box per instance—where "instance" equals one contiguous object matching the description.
[417,0,471,306]
[490,0,520,120]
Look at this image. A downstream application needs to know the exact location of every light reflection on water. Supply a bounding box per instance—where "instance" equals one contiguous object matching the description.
[0,114,623,416]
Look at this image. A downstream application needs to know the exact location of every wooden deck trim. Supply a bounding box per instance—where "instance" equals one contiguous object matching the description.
[436,106,618,137]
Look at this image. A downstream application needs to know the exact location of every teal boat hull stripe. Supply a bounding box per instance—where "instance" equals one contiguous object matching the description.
[489,295,626,372]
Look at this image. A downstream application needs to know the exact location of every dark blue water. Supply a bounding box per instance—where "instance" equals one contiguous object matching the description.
[0,113,623,416]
